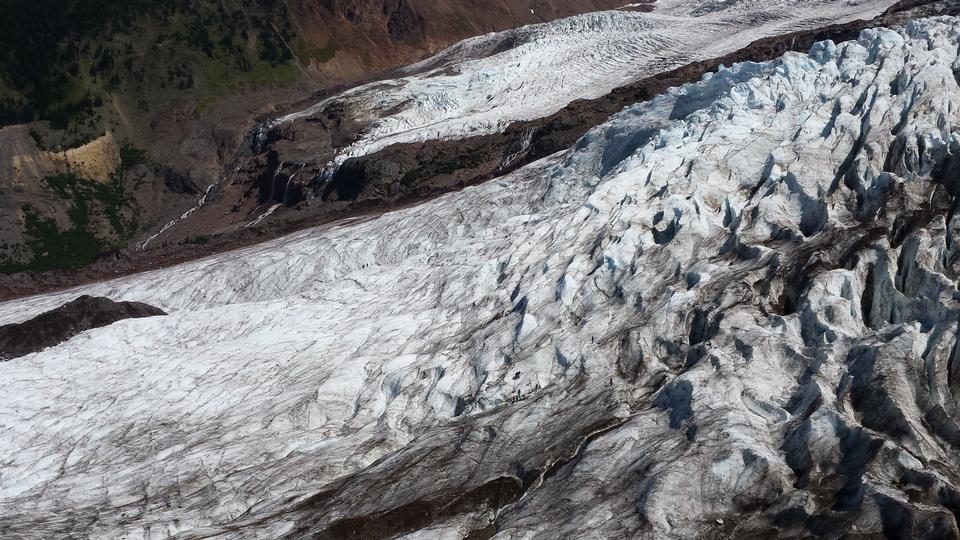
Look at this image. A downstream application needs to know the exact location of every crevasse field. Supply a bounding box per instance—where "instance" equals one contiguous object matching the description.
[7,5,960,539]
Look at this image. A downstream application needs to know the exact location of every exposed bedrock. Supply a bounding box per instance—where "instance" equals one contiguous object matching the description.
[0,295,166,360]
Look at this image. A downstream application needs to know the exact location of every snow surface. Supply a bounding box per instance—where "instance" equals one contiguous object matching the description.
[6,13,960,539]
[272,0,898,177]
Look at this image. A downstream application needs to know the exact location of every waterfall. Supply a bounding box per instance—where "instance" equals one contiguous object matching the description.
[283,163,306,205]
[250,121,277,155]
[137,161,240,250]
[269,161,284,202]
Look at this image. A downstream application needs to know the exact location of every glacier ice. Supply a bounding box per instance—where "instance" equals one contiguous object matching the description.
[6,14,960,539]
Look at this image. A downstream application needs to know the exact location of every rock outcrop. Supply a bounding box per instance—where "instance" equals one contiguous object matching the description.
[0,0,631,279]
[0,295,165,360]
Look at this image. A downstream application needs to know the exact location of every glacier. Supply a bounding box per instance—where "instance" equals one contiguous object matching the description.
[5,14,960,539]
[268,0,899,177]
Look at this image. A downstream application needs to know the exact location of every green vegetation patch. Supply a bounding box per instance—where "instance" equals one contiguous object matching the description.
[119,143,147,172]
[192,46,299,110]
[43,172,139,240]
[0,0,171,128]
[0,0,306,128]
[18,206,105,273]
[0,170,140,274]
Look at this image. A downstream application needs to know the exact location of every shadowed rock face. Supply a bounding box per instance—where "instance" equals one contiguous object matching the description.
[0,295,165,360]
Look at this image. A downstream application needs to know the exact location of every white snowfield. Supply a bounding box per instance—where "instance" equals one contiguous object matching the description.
[272,0,898,176]
[6,14,960,539]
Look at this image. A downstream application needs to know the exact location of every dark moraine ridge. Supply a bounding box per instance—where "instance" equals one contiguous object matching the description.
[0,295,166,360]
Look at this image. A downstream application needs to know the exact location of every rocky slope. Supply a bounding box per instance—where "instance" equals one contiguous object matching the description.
[4,15,960,538]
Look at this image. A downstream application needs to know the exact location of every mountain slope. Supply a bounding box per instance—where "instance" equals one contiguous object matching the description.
[0,0,631,130]
[4,15,960,538]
